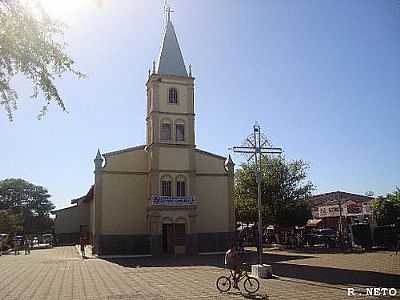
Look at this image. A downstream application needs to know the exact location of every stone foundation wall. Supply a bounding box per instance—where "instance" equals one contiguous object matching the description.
[93,231,235,256]
[95,234,151,255]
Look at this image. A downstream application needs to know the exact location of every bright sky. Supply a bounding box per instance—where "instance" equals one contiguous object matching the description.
[1,0,399,209]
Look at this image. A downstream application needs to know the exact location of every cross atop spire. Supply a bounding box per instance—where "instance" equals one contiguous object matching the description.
[155,2,187,77]
[165,5,174,23]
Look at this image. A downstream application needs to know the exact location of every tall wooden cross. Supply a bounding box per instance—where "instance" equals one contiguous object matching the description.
[232,123,282,265]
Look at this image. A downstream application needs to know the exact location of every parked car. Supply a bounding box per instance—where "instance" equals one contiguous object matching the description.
[41,234,54,246]
[304,228,338,248]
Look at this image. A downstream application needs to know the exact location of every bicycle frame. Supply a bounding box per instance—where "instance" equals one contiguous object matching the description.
[229,268,249,283]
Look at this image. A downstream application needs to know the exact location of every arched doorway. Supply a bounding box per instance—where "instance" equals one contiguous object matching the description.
[162,217,186,255]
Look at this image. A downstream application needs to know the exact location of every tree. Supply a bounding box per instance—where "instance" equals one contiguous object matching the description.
[235,156,314,228]
[374,187,400,226]
[0,209,23,233]
[0,178,55,233]
[0,0,84,121]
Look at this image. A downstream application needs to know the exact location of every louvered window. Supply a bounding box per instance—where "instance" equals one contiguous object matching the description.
[168,88,178,104]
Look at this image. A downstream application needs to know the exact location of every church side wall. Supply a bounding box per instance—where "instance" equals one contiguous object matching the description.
[195,175,235,252]
[196,176,230,232]
[98,173,149,255]
[54,203,90,245]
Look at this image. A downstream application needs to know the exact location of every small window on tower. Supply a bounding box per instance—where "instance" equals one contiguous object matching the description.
[168,88,178,104]
[176,123,185,142]
[160,122,171,142]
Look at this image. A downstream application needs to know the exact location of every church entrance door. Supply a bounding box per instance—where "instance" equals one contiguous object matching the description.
[162,223,186,255]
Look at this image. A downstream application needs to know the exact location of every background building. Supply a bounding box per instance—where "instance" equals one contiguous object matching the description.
[308,191,374,230]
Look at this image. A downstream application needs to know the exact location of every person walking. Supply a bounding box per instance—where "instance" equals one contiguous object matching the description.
[14,237,20,255]
[24,236,30,255]
[80,235,86,258]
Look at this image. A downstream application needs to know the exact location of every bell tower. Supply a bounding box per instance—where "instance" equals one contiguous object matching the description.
[145,8,197,202]
[146,16,195,147]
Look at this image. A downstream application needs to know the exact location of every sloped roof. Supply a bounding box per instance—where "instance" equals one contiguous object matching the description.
[156,20,187,77]
[195,148,226,161]
[103,145,146,157]
[309,191,374,208]
[71,185,94,205]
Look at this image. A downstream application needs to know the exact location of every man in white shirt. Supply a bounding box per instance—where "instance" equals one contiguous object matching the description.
[225,245,242,289]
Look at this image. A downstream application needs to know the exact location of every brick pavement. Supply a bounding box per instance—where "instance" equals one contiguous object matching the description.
[0,246,399,299]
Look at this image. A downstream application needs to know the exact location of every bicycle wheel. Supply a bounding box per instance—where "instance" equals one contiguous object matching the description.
[243,276,259,293]
[216,276,231,292]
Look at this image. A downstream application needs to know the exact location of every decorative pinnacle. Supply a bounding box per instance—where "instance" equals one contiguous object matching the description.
[226,154,234,166]
[94,149,103,161]
[189,64,192,77]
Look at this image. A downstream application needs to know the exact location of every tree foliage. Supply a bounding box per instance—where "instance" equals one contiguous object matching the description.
[0,0,84,120]
[373,187,400,226]
[235,156,314,227]
[0,209,23,233]
[0,178,55,233]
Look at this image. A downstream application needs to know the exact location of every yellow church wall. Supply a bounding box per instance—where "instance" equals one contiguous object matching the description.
[101,174,147,234]
[158,147,190,170]
[195,176,230,232]
[195,151,226,174]
[103,149,147,172]
[54,203,90,234]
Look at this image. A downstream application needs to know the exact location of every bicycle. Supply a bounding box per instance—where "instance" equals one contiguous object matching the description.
[216,263,260,293]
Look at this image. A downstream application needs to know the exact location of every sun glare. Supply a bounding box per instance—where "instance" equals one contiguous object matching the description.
[39,0,96,19]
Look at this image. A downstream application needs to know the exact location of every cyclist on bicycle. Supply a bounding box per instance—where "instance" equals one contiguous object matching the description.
[225,244,242,289]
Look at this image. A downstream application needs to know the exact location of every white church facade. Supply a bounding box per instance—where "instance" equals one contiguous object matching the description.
[54,14,235,256]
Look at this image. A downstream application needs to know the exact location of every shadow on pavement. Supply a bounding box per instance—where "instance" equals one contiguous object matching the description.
[104,252,314,269]
[271,262,400,288]
[226,290,269,299]
[104,250,400,289]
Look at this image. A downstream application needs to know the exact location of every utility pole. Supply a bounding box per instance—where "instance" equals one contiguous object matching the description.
[232,123,282,265]
[338,200,344,252]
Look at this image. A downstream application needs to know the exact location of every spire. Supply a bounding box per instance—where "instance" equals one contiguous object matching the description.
[226,154,234,167]
[94,149,103,170]
[95,149,102,161]
[225,154,235,177]
[155,8,187,77]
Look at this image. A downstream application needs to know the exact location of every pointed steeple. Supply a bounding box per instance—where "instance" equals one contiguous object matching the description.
[156,18,188,77]
[94,149,103,170]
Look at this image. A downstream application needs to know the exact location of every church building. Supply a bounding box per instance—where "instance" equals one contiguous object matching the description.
[54,13,235,256]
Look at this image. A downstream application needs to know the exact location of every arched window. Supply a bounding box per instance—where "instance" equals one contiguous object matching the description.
[176,176,186,197]
[175,120,185,142]
[161,175,172,196]
[168,88,178,104]
[160,119,171,142]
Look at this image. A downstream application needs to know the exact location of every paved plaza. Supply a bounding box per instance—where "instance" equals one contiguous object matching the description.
[0,246,399,299]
